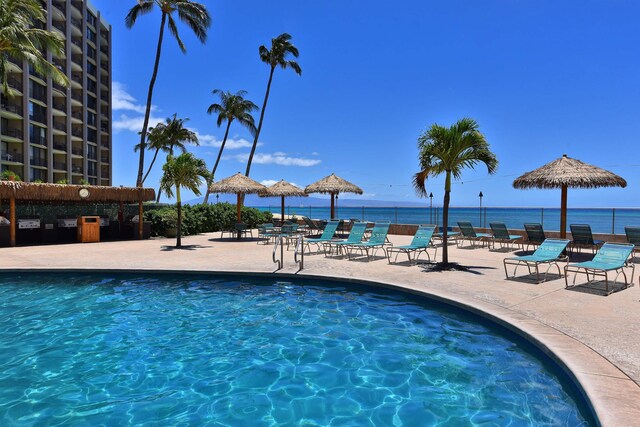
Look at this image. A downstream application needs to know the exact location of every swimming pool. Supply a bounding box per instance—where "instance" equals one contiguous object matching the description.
[0,273,594,426]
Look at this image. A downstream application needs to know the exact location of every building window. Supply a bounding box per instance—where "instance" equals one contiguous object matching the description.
[87,28,96,44]
[87,78,97,94]
[87,111,96,126]
[87,128,97,143]
[87,61,97,75]
[88,160,97,176]
[30,167,46,182]
[87,45,96,60]
[87,95,96,111]
[30,124,47,146]
[29,102,47,124]
[87,12,97,27]
[29,80,46,103]
[87,144,97,160]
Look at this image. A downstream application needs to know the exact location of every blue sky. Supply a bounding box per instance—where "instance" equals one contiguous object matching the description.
[93,0,640,207]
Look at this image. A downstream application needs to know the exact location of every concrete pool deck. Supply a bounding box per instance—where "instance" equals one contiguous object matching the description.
[1,232,639,426]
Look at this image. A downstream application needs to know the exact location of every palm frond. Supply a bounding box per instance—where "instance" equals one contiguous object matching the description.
[125,1,155,28]
[166,14,186,53]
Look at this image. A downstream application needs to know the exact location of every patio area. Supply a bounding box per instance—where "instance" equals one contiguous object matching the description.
[1,232,639,425]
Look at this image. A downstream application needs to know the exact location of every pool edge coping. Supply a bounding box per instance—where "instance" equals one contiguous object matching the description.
[3,266,639,426]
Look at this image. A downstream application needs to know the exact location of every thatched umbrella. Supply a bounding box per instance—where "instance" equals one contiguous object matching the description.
[260,180,307,222]
[305,173,363,219]
[513,154,627,238]
[209,173,267,237]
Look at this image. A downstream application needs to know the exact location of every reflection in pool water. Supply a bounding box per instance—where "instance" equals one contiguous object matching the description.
[0,273,594,426]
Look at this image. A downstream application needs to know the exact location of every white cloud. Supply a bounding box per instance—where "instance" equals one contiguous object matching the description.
[113,113,165,133]
[260,179,300,188]
[112,82,156,114]
[227,152,321,167]
[194,132,257,150]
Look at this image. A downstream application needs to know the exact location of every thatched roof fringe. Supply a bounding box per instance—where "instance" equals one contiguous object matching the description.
[513,155,627,189]
[304,173,363,195]
[208,173,267,194]
[0,182,155,202]
[260,180,307,197]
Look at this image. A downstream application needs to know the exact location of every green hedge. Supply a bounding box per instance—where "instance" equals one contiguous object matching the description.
[144,203,273,237]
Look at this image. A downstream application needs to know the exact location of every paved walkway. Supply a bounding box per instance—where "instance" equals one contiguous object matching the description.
[1,232,639,426]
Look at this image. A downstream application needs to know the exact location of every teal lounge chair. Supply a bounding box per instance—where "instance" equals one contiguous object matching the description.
[489,222,523,251]
[457,221,491,248]
[564,243,635,295]
[324,222,368,256]
[624,226,640,248]
[432,225,460,245]
[257,223,277,244]
[569,224,603,254]
[304,220,339,253]
[524,223,546,251]
[503,239,570,283]
[387,224,437,264]
[345,222,391,261]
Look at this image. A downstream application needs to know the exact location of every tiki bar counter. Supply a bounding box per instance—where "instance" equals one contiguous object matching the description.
[0,181,155,247]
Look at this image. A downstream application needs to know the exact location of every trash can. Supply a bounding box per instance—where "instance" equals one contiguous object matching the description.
[77,216,100,243]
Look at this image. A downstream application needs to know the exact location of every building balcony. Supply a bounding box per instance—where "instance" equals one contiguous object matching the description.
[6,77,23,93]
[30,135,47,146]
[53,122,67,133]
[29,65,45,82]
[52,101,66,113]
[53,142,67,151]
[71,147,83,156]
[71,128,83,138]
[1,152,23,163]
[0,103,23,118]
[52,82,67,95]
[53,161,67,171]
[30,157,48,167]
[52,20,66,36]
[71,165,83,174]
[30,114,47,125]
[100,156,109,163]
[71,110,83,121]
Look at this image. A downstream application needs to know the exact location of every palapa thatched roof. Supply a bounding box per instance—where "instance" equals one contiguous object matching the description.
[513,154,627,189]
[208,173,267,194]
[0,181,156,203]
[260,180,307,198]
[304,173,363,195]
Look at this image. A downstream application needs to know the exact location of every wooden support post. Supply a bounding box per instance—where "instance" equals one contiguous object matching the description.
[560,184,567,239]
[236,193,242,240]
[138,199,143,240]
[9,196,15,247]
[281,196,285,222]
[330,193,335,220]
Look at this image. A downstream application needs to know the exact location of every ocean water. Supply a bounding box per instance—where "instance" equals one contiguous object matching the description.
[0,273,593,426]
[257,206,640,234]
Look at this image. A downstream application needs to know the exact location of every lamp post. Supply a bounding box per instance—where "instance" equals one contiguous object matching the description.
[216,194,219,204]
[478,191,484,228]
[429,192,433,224]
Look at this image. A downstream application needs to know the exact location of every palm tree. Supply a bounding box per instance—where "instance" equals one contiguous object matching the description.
[244,33,301,177]
[413,118,498,266]
[159,153,209,248]
[203,89,258,203]
[137,114,199,202]
[0,0,68,94]
[125,0,211,187]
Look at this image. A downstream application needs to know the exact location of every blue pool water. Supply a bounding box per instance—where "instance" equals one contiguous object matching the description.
[0,273,594,426]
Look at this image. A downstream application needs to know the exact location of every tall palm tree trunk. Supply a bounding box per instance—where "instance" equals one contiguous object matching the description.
[176,187,182,248]
[441,171,452,265]
[203,120,232,203]
[136,13,167,187]
[141,148,161,185]
[245,66,275,177]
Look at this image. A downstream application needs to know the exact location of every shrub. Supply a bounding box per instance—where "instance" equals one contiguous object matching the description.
[144,203,272,237]
[0,170,21,181]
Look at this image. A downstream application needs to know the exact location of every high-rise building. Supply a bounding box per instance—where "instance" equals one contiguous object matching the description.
[0,0,112,185]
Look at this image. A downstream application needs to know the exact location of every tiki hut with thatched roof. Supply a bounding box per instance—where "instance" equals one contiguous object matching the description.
[259,179,307,221]
[209,173,267,237]
[305,173,363,219]
[0,181,156,246]
[513,154,627,237]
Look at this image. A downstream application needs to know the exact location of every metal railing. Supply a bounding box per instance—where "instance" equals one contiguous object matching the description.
[1,152,23,163]
[294,235,304,270]
[53,122,66,132]
[7,77,22,91]
[53,142,66,151]
[53,162,67,171]
[30,157,47,167]
[272,236,283,270]
[1,128,23,139]
[1,103,23,116]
